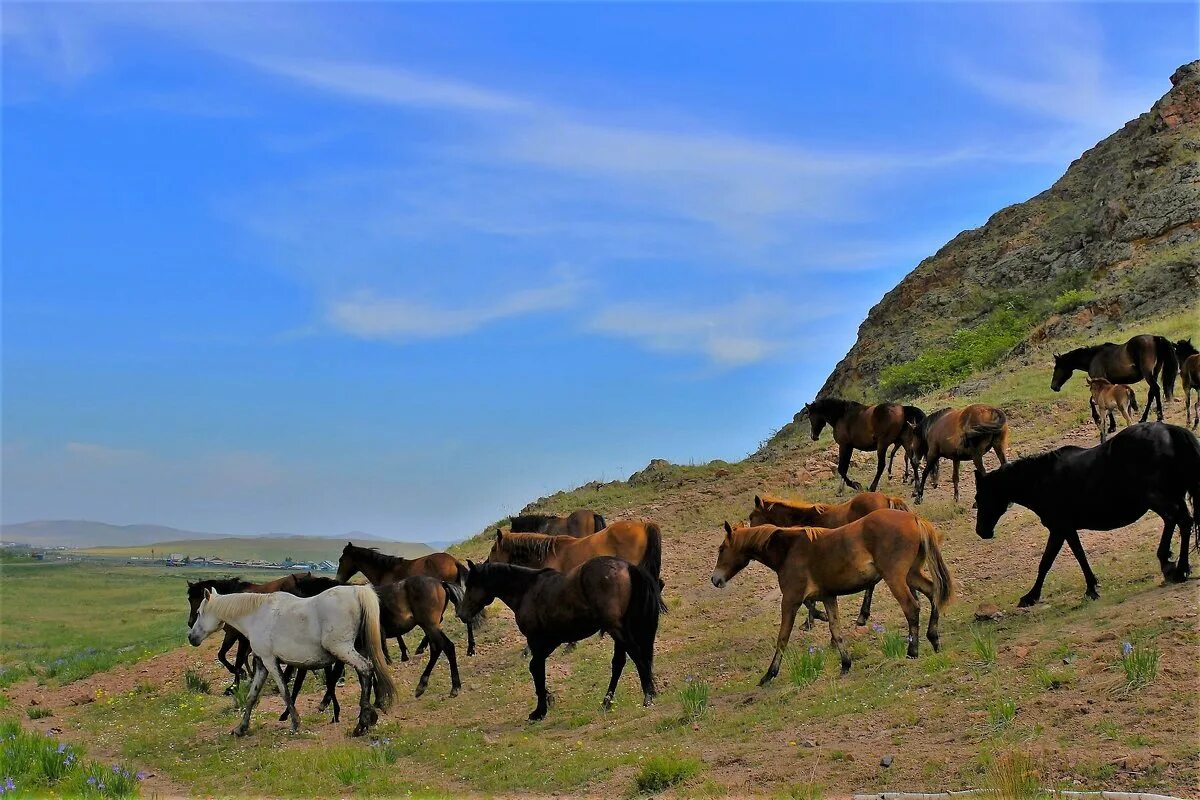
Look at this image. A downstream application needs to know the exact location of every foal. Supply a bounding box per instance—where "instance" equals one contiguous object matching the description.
[1176,339,1200,429]
[711,509,952,683]
[457,558,661,721]
[1086,378,1138,442]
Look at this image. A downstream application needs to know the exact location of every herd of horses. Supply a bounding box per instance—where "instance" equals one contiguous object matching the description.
[185,332,1199,738]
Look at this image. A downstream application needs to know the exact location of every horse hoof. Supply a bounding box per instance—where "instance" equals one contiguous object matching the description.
[840,663,851,675]
[278,712,289,722]
[399,655,408,663]
[467,648,476,657]
[1166,566,1190,584]
[231,727,248,737]
[449,687,460,698]
[1017,595,1038,608]
[601,697,613,712]
[642,694,655,707]
[757,673,775,687]
[352,724,368,737]
[528,709,547,722]
[1085,589,1100,600]
[855,617,869,627]
[414,684,427,698]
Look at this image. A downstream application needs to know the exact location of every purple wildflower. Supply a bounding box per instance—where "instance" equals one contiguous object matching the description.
[87,777,97,786]
[136,772,146,781]
[1122,641,1134,656]
[57,743,68,753]
[4,778,14,792]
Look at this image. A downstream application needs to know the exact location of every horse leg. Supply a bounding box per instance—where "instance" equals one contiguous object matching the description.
[855,584,876,627]
[1062,529,1099,601]
[318,663,342,722]
[914,456,936,504]
[887,442,901,481]
[868,443,887,492]
[802,600,827,630]
[1152,496,1193,582]
[951,459,961,504]
[1108,409,1117,433]
[440,632,461,697]
[232,661,269,737]
[280,666,305,722]
[760,596,802,686]
[880,568,921,658]
[626,638,658,707]
[837,444,860,493]
[819,598,852,674]
[1019,530,1066,607]
[263,658,299,733]
[602,641,627,711]
[1140,377,1158,423]
[326,643,377,736]
[414,635,430,656]
[907,573,940,652]
[414,629,442,698]
[527,644,553,721]
[217,631,241,680]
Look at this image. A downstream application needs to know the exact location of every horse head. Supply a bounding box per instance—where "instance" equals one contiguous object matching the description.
[1050,353,1072,392]
[711,521,751,588]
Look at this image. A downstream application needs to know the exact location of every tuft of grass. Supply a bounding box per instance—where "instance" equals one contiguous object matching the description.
[1118,641,1159,691]
[987,698,1017,731]
[229,680,251,711]
[26,706,53,720]
[183,669,210,695]
[0,717,144,798]
[1034,665,1076,691]
[679,677,710,722]
[331,750,371,786]
[879,628,908,660]
[785,646,824,687]
[970,626,998,666]
[634,754,701,795]
[782,779,823,800]
[982,750,1047,799]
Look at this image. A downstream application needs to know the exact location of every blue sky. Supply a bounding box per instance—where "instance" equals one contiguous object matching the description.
[2,2,1195,541]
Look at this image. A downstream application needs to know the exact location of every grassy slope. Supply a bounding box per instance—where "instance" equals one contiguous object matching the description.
[79,537,432,563]
[3,306,1197,798]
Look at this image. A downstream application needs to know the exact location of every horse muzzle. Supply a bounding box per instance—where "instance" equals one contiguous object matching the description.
[187,631,202,647]
[710,574,727,589]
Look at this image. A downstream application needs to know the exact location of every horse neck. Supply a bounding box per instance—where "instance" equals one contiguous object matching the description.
[484,567,542,610]
[738,529,795,573]
[355,549,405,583]
[1064,346,1100,370]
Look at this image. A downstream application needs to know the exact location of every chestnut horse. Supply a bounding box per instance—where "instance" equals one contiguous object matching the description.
[710,509,952,682]
[336,543,475,657]
[1051,334,1178,422]
[913,404,1009,504]
[1176,339,1199,429]
[749,491,911,628]
[1086,378,1138,442]
[510,509,607,538]
[486,520,665,610]
[802,398,908,493]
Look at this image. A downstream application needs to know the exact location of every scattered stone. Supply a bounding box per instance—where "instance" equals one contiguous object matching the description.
[1015,646,1030,659]
[974,603,1003,621]
[880,755,894,768]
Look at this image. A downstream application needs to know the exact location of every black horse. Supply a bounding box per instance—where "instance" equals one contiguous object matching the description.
[1050,334,1178,423]
[975,422,1199,608]
[457,557,660,721]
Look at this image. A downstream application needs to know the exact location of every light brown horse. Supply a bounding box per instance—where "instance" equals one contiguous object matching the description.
[336,543,474,656]
[749,491,911,628]
[486,520,664,610]
[1086,378,1138,442]
[1051,334,1177,422]
[1176,339,1199,430]
[913,404,1009,504]
[509,509,607,538]
[710,509,952,683]
[802,398,908,493]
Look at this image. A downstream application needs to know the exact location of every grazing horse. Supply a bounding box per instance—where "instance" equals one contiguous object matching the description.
[336,543,475,657]
[1086,378,1139,442]
[710,510,952,682]
[1176,339,1200,429]
[802,398,908,493]
[913,404,1009,504]
[486,520,665,611]
[975,422,1199,608]
[510,510,608,538]
[1051,334,1178,422]
[749,491,911,628]
[187,585,395,737]
[456,557,660,721]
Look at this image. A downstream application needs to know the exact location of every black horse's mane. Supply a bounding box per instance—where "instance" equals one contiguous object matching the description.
[1177,338,1199,360]
[345,543,409,567]
[807,397,863,420]
[294,573,340,594]
[496,533,559,564]
[920,407,952,435]
[509,513,558,532]
[1060,343,1117,362]
[187,577,249,600]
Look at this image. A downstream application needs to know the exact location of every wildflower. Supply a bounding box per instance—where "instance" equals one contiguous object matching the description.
[808,645,817,654]
[136,772,146,781]
[113,764,122,773]
[3,778,14,793]
[1122,641,1134,656]
[57,743,68,753]
[87,777,97,786]
[871,622,885,633]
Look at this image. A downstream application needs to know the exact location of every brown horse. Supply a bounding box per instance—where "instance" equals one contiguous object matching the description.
[802,398,908,493]
[486,520,665,610]
[336,543,475,656]
[913,404,1009,504]
[1051,334,1178,422]
[710,509,952,683]
[1176,339,1199,430]
[510,509,607,538]
[1086,378,1138,442]
[750,491,911,628]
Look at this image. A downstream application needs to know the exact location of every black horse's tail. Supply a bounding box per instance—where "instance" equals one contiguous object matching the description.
[638,522,668,613]
[593,513,608,533]
[1156,335,1179,401]
[623,564,662,692]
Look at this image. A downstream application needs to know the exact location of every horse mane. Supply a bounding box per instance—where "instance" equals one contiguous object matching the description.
[205,591,273,621]
[1061,343,1113,362]
[807,397,862,419]
[731,525,820,557]
[188,577,249,601]
[758,494,827,514]
[345,543,408,568]
[497,532,560,563]
[509,513,557,533]
[921,407,952,435]
[1177,339,1199,360]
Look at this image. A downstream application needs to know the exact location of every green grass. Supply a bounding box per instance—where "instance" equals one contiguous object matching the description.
[785,646,824,687]
[970,626,998,667]
[25,706,53,720]
[878,627,908,660]
[80,536,430,564]
[679,678,710,722]
[1118,641,1159,691]
[986,698,1017,731]
[1034,664,1077,691]
[184,669,210,695]
[0,718,144,798]
[981,751,1047,799]
[634,754,701,795]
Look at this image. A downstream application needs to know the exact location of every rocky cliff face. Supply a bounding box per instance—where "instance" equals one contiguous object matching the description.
[821,61,1200,401]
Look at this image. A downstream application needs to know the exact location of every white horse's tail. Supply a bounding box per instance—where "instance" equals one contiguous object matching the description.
[355,585,396,711]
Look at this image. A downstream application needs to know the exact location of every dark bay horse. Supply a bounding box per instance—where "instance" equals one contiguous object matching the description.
[802,398,908,493]
[913,404,1009,504]
[711,510,952,682]
[1176,339,1199,429]
[456,557,661,720]
[510,509,607,538]
[1051,334,1178,422]
[486,520,665,610]
[975,422,1199,608]
[750,491,911,628]
[336,543,475,657]
[887,405,927,483]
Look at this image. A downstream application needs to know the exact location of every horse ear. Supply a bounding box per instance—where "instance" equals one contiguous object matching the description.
[753,495,763,509]
[723,521,733,537]
[187,580,194,588]
[494,529,503,542]
[467,559,476,571]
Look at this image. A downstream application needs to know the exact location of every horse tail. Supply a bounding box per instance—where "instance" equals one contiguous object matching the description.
[355,585,396,711]
[887,495,910,511]
[916,517,953,610]
[1156,335,1179,401]
[622,564,662,690]
[454,559,468,589]
[963,408,1008,452]
[638,522,668,613]
[593,513,608,533]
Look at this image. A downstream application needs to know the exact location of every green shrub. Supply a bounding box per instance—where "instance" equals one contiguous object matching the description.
[26,706,52,720]
[1118,641,1158,691]
[634,754,701,795]
[184,669,210,695]
[970,626,997,666]
[678,677,710,722]
[1052,289,1097,313]
[785,646,824,687]
[229,680,251,711]
[784,780,823,800]
[1034,665,1076,691]
[875,624,908,660]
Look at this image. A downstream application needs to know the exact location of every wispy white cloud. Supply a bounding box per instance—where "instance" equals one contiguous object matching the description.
[64,441,147,465]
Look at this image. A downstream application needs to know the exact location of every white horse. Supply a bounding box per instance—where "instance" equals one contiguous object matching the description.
[187,585,395,737]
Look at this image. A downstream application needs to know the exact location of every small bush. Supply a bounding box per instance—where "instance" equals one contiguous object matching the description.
[26,707,52,720]
[1118,641,1159,691]
[184,670,210,695]
[987,698,1016,730]
[785,646,825,687]
[634,754,700,795]
[982,751,1046,799]
[678,678,710,722]
[368,737,401,766]
[784,780,823,800]
[970,626,997,666]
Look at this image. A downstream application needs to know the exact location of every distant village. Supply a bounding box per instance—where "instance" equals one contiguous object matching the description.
[0,542,338,572]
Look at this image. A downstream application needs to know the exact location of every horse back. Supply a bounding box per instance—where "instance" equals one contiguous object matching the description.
[409,552,461,584]
[558,520,648,571]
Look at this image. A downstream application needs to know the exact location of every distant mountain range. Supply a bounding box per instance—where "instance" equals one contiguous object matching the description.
[0,519,400,549]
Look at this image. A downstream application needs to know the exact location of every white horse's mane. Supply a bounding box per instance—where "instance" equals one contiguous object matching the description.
[205,591,272,621]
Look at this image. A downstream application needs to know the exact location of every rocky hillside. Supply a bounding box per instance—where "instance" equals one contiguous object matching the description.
[821,60,1200,401]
